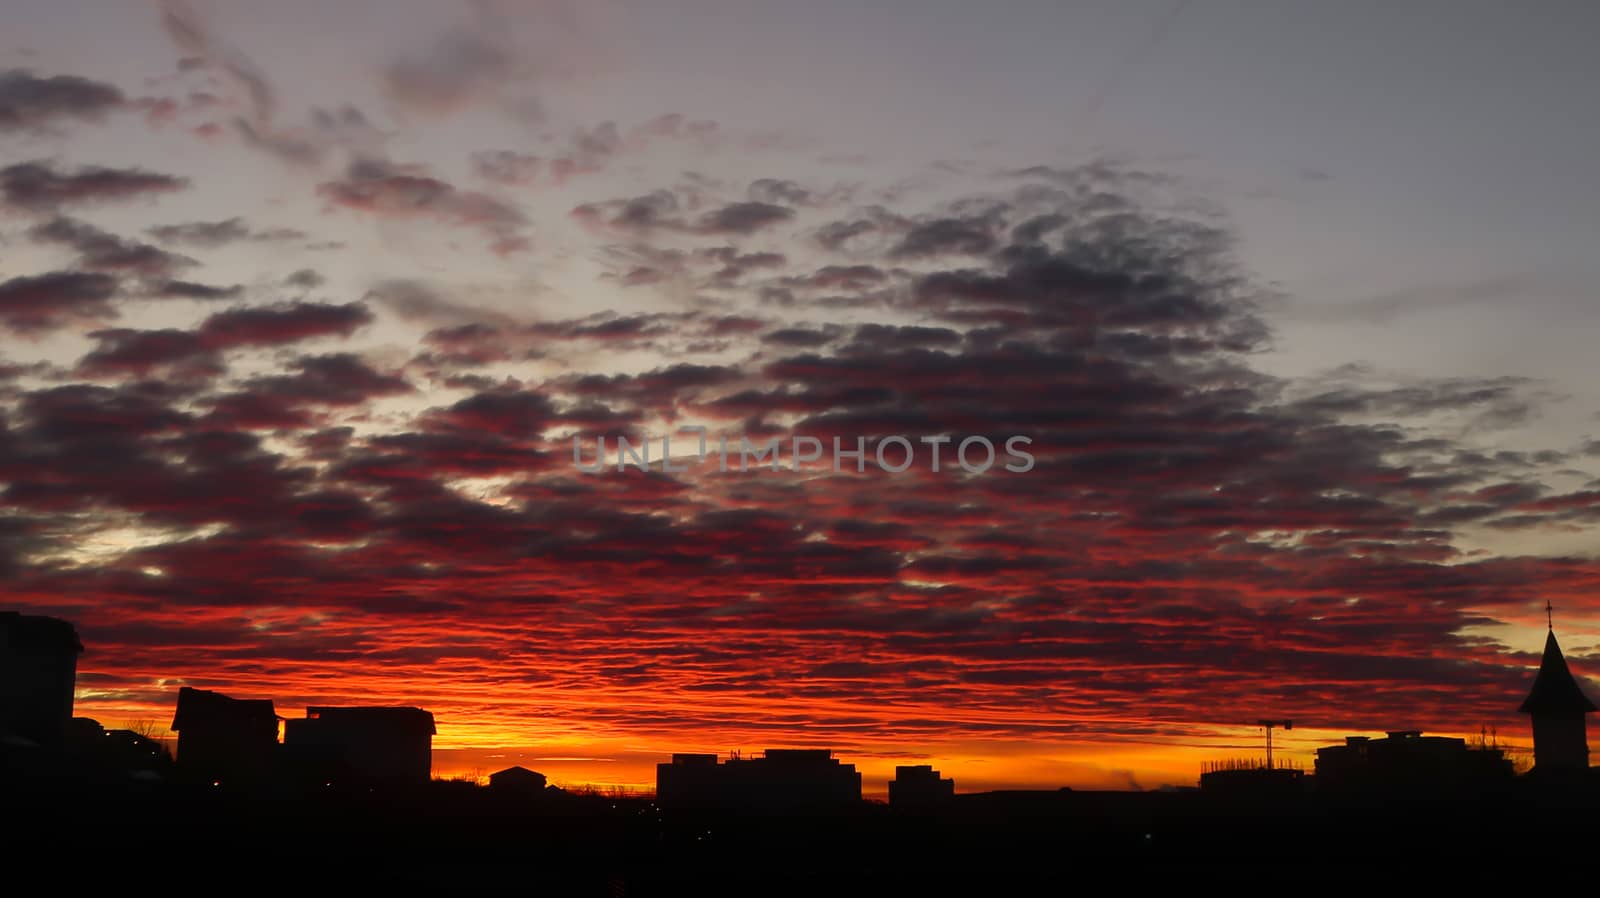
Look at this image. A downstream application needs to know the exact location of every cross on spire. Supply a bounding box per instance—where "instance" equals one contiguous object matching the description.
[1547,600,1554,630]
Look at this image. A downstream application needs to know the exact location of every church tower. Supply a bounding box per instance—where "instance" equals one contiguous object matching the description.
[1519,604,1596,773]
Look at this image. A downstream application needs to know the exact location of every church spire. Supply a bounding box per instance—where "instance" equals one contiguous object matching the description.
[1520,613,1595,773]
[1519,624,1596,715]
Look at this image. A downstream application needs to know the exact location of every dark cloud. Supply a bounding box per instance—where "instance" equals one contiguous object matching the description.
[890,215,1001,259]
[0,68,125,132]
[76,328,219,379]
[698,314,769,336]
[1,160,189,212]
[8,157,1594,781]
[1293,375,1545,432]
[23,218,241,303]
[1011,213,1067,245]
[550,362,741,417]
[197,301,373,349]
[148,279,245,301]
[416,322,517,369]
[572,192,794,237]
[199,390,318,431]
[786,265,890,291]
[283,269,325,290]
[146,217,250,247]
[694,201,795,235]
[530,311,679,343]
[762,326,839,348]
[698,247,788,287]
[426,388,557,439]
[847,323,963,351]
[572,189,680,233]
[909,233,1264,352]
[0,270,118,335]
[318,158,529,254]
[242,353,414,407]
[147,217,308,248]
[27,216,196,277]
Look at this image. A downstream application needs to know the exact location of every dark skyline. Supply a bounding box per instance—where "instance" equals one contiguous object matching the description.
[8,607,1600,898]
[5,608,1595,797]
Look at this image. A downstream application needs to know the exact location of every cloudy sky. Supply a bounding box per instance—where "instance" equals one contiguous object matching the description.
[4,0,1599,791]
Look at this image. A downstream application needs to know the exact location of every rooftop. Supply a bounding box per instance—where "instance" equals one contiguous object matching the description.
[0,612,84,653]
[1519,628,1597,716]
[303,706,436,734]
[170,686,278,731]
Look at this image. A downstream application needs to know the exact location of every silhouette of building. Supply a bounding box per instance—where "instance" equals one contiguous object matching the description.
[65,715,106,747]
[282,706,435,784]
[953,787,1076,817]
[64,717,174,780]
[0,612,84,749]
[889,764,954,808]
[488,765,548,796]
[1519,620,1596,774]
[100,729,172,775]
[170,687,279,785]
[656,749,862,808]
[1314,730,1513,794]
[1198,759,1306,796]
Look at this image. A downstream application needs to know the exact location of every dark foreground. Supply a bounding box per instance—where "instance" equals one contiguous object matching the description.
[6,776,1595,895]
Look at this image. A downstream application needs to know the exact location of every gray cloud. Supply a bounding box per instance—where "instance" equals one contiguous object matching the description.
[0,270,119,335]
[0,68,125,132]
[1,160,188,213]
[147,217,308,248]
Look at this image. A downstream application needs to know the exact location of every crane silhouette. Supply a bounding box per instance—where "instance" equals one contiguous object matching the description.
[1257,719,1293,769]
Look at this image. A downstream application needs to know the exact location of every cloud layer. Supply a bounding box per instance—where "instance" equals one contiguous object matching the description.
[3,7,1598,791]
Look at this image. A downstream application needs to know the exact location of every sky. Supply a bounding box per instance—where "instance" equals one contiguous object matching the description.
[3,0,1599,793]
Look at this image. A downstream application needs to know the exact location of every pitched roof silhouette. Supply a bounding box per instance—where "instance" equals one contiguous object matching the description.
[1518,628,1597,715]
[303,706,436,733]
[170,686,278,731]
[490,765,543,778]
[489,765,548,787]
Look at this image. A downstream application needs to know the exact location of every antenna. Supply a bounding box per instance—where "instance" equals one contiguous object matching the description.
[1547,600,1554,630]
[1257,719,1293,769]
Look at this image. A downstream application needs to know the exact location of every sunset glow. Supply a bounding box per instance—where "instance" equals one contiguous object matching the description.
[7,0,1600,798]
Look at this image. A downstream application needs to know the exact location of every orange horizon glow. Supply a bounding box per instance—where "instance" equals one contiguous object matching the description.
[71,689,1543,796]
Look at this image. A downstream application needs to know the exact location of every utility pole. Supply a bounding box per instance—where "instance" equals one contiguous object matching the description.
[1257,719,1293,769]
